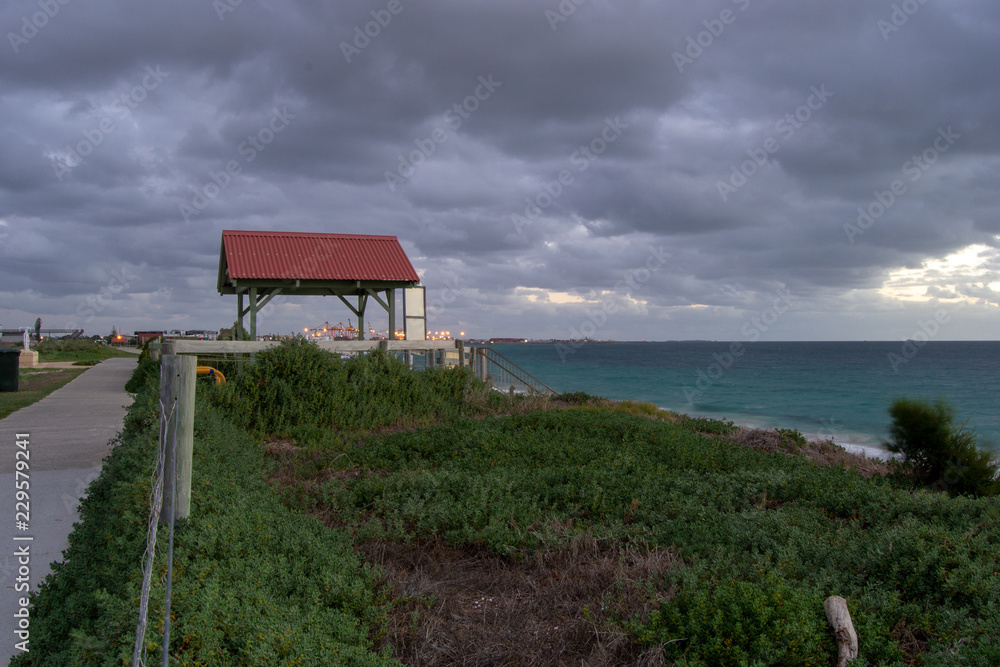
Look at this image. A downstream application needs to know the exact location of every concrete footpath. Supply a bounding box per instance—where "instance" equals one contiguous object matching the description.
[0,357,138,665]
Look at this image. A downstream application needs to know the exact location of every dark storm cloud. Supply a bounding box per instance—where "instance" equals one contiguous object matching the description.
[1,0,999,340]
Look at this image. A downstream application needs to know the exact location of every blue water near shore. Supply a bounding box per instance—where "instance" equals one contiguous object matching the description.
[490,341,1000,454]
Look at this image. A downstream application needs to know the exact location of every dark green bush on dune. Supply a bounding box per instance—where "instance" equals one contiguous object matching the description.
[887,397,999,497]
[213,338,492,434]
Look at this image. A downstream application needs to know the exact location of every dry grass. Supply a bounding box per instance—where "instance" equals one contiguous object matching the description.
[726,427,892,478]
[800,439,892,478]
[726,426,796,454]
[362,535,678,666]
[892,617,931,666]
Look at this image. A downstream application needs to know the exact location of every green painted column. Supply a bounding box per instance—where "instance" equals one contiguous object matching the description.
[387,289,396,340]
[236,292,243,340]
[357,293,367,340]
[249,287,258,340]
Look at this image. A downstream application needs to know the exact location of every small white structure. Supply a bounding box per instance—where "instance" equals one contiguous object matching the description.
[19,329,38,368]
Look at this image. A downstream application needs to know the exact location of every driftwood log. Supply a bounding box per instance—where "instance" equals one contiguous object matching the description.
[824,596,859,667]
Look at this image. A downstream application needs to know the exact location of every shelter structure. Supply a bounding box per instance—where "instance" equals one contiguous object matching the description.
[217,230,421,340]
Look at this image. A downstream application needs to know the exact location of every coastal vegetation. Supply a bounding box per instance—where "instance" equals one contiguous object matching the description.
[15,341,1000,665]
[886,397,1000,497]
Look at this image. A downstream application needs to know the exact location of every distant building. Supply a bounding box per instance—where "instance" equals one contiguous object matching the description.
[135,331,165,345]
[182,330,218,340]
[134,330,218,343]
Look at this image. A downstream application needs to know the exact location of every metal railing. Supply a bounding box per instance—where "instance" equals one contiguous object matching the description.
[469,346,557,397]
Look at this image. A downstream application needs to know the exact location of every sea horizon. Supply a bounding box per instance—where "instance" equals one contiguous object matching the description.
[490,340,1000,457]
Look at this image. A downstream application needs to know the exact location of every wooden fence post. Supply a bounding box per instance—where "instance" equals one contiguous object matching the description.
[160,354,197,521]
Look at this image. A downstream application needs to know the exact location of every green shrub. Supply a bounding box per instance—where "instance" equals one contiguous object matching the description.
[680,414,737,435]
[634,569,833,665]
[886,397,999,497]
[776,427,807,449]
[124,356,159,393]
[558,390,600,404]
[214,338,494,435]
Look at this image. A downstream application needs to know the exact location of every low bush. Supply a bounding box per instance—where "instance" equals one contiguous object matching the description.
[887,397,999,497]
[213,339,495,435]
[124,356,159,393]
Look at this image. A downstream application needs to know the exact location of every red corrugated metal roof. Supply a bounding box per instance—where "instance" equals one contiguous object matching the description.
[221,230,420,282]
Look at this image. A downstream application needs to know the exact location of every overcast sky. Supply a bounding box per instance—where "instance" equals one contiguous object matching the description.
[1,0,998,341]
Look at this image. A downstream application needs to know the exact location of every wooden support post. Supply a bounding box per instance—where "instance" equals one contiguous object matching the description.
[160,355,197,521]
[457,340,465,368]
[478,348,488,382]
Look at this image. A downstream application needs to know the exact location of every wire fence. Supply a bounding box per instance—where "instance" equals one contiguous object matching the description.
[131,398,174,666]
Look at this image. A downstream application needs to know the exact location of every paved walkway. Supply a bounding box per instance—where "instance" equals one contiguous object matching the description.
[0,357,137,664]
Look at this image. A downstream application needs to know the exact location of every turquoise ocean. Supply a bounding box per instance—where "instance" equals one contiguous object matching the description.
[490,341,1000,456]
